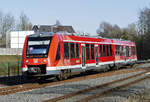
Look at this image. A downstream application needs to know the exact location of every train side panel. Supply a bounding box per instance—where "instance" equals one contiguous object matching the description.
[21,33,138,78]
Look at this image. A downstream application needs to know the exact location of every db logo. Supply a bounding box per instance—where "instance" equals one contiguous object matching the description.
[33,59,38,63]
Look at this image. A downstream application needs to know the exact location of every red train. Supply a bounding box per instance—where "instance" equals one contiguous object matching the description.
[21,32,137,80]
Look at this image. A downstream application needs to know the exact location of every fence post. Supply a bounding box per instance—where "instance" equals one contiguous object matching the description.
[13,63,15,76]
[8,62,10,77]
[17,61,19,76]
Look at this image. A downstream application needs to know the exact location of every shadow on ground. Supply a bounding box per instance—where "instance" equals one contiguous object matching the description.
[0,76,39,86]
[0,66,129,86]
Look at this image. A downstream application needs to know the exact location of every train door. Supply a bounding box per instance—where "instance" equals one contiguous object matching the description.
[81,44,86,69]
[95,45,99,66]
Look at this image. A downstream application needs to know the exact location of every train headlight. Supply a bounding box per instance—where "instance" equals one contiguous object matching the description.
[44,59,47,62]
[26,60,29,63]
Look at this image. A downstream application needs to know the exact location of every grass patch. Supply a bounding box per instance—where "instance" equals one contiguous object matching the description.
[0,55,21,62]
[0,55,22,76]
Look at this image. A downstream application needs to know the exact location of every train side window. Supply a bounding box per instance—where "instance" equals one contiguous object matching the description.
[86,44,90,60]
[129,47,131,56]
[134,47,136,55]
[115,45,117,56]
[115,45,120,56]
[106,45,109,56]
[134,47,135,55]
[70,43,75,58]
[128,47,129,57]
[56,43,60,60]
[120,46,123,56]
[100,45,103,57]
[120,46,122,56]
[64,42,69,59]
[110,45,112,56]
[131,47,132,56]
[91,44,95,59]
[76,43,79,58]
[118,45,120,56]
[132,47,135,55]
[126,46,129,57]
[103,45,106,56]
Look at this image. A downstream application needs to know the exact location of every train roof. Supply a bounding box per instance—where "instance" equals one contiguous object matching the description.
[28,32,54,37]
[27,32,135,46]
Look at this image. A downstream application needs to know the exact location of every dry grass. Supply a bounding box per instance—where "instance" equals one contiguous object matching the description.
[124,90,150,102]
[0,55,21,62]
[0,55,21,76]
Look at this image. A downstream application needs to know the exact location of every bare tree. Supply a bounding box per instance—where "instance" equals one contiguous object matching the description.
[97,22,113,37]
[97,21,122,38]
[0,11,33,47]
[55,20,61,26]
[2,14,15,37]
[137,7,150,59]
[19,12,32,30]
[0,11,3,38]
[0,11,15,47]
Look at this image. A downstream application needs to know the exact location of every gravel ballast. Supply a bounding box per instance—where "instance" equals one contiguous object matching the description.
[0,63,149,102]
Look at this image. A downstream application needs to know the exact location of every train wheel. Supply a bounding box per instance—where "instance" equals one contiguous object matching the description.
[63,70,68,80]
[68,69,71,78]
[56,71,64,81]
[105,65,110,72]
[114,65,119,70]
[56,69,70,81]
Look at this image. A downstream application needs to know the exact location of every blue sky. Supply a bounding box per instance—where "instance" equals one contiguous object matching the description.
[0,0,149,34]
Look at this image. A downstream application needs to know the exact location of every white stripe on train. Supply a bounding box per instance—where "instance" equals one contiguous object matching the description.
[46,59,137,71]
[22,58,137,72]
[63,40,135,46]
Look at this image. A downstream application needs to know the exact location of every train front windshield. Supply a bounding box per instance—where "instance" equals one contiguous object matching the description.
[26,37,52,58]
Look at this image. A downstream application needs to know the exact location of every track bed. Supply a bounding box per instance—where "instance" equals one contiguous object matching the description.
[0,63,149,102]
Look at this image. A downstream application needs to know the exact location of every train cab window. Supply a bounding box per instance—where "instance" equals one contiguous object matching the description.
[26,36,52,58]
[103,45,106,57]
[106,45,110,56]
[100,45,103,57]
[56,43,60,60]
[110,45,112,56]
[86,44,90,60]
[64,42,69,59]
[70,43,75,58]
[76,43,79,58]
[91,44,95,59]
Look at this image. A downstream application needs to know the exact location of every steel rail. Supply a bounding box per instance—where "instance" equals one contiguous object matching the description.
[43,70,149,102]
[0,67,146,96]
[76,72,150,102]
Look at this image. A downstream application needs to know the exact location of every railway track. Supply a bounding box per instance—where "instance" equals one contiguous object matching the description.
[0,65,145,96]
[43,68,150,102]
